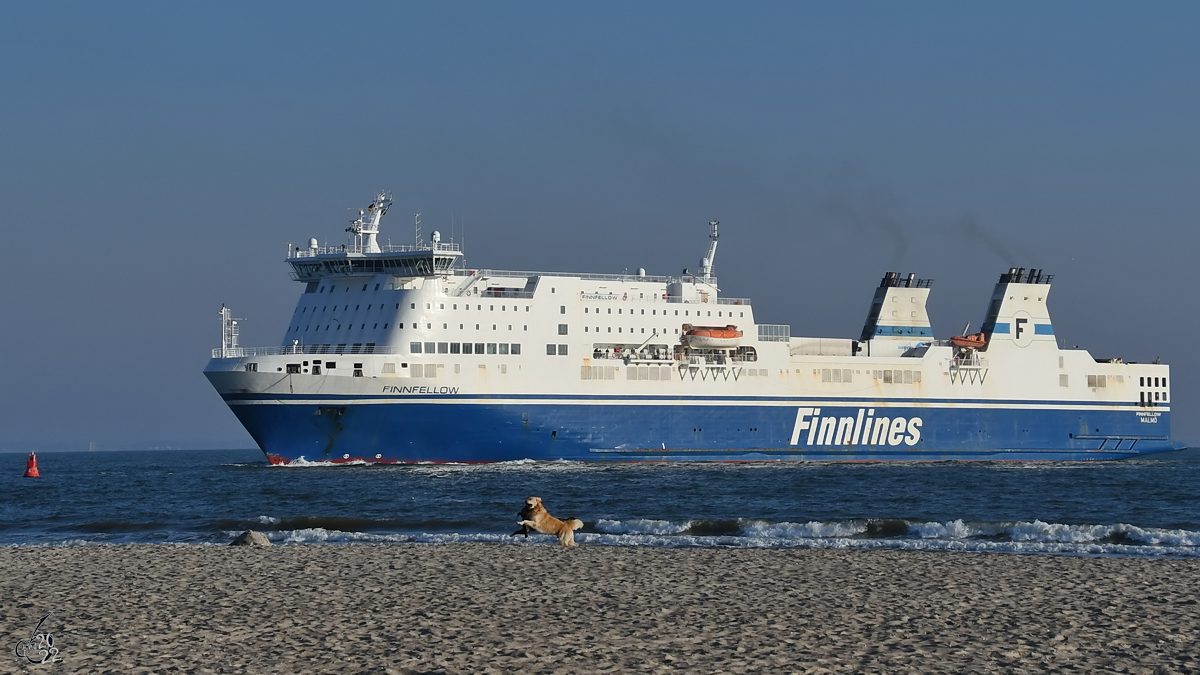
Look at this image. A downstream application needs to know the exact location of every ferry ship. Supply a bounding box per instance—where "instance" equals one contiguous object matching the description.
[204,191,1178,463]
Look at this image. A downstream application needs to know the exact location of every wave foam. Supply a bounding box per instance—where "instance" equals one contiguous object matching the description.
[594,519,692,535]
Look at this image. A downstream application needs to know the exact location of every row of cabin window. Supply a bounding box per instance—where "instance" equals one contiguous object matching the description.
[280,361,363,376]
[819,369,922,384]
[293,323,391,332]
[294,323,534,333]
[585,327,676,335]
[1140,391,1167,403]
[1140,376,1167,387]
[302,303,400,313]
[302,300,533,313]
[318,283,384,293]
[583,307,745,318]
[414,303,531,312]
[411,342,521,355]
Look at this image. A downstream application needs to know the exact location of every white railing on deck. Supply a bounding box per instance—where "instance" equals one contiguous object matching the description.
[213,345,405,358]
[288,242,462,259]
[463,268,722,287]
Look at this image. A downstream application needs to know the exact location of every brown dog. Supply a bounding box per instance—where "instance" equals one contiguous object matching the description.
[516,496,584,547]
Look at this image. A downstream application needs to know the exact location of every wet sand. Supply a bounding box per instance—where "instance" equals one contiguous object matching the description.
[2,543,1198,673]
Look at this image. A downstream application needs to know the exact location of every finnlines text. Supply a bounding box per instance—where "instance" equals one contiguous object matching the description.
[382,386,460,395]
[790,407,922,446]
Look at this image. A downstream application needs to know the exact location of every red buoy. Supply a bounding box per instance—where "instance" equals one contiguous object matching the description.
[24,452,40,478]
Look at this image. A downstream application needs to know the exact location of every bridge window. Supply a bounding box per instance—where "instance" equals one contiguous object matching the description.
[410,342,422,354]
[499,344,509,355]
[475,343,484,353]
[558,324,568,335]
[511,344,521,355]
[547,344,557,355]
[558,344,568,355]
[487,343,498,354]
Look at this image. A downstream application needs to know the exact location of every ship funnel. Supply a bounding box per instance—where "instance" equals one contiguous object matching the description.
[979,267,1056,350]
[860,271,934,342]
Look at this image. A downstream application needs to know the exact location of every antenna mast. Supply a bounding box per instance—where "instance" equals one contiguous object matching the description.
[414,213,422,246]
[219,305,244,358]
[700,219,719,279]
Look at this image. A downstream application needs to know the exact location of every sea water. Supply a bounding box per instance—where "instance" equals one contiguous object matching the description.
[3,449,1199,557]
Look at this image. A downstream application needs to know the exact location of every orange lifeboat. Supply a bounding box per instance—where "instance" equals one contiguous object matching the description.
[683,324,743,349]
[950,332,987,350]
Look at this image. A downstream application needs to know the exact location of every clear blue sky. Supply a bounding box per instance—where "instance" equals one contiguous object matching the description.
[1,2,1197,450]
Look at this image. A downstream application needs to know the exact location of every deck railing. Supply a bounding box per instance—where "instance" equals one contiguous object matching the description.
[288,242,462,259]
[212,344,405,358]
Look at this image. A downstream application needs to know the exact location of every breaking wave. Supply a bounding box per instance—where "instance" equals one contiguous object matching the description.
[202,517,1200,558]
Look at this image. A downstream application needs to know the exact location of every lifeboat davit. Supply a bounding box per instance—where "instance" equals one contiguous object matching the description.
[950,333,987,350]
[683,324,743,349]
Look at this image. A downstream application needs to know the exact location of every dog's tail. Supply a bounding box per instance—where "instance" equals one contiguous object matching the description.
[568,519,584,531]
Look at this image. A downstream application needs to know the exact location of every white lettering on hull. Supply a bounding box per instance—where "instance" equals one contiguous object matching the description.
[790,407,922,447]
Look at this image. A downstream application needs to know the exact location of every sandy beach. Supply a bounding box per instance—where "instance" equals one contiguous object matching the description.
[2,543,1198,673]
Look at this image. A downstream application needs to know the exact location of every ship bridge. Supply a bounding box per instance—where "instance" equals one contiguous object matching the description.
[286,193,462,283]
[287,241,462,282]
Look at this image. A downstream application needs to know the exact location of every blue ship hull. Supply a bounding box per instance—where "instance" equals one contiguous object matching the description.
[223,394,1176,463]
